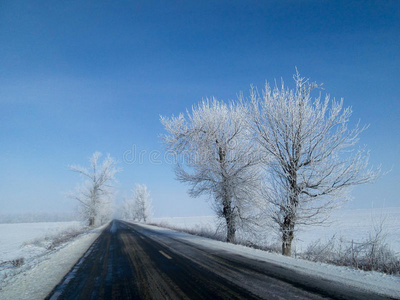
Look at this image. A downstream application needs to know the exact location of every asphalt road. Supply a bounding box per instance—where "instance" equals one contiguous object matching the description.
[46,220,395,300]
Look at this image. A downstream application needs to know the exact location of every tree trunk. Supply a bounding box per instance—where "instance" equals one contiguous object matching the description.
[282,227,294,256]
[281,167,298,256]
[224,207,236,243]
[218,143,236,243]
[281,214,295,256]
[222,185,236,243]
[225,215,236,243]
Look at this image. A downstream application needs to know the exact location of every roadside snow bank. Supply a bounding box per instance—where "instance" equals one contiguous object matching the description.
[140,223,400,299]
[0,221,81,263]
[0,222,87,286]
[0,223,108,300]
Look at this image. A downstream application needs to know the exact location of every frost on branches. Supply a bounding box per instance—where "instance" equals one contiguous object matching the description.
[121,184,153,223]
[161,99,262,243]
[70,152,119,226]
[120,198,135,221]
[248,72,380,256]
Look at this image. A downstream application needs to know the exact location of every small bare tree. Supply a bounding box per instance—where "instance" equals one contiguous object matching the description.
[248,72,380,256]
[161,99,261,242]
[70,152,119,226]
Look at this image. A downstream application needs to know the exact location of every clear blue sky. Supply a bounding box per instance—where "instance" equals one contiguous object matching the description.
[1,1,399,217]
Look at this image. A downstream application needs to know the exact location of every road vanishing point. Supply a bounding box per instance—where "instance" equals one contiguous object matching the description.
[46,220,395,300]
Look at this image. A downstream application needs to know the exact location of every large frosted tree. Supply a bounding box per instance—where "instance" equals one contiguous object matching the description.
[248,72,379,256]
[161,99,261,242]
[70,152,119,226]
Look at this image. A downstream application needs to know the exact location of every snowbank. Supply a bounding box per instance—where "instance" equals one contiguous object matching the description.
[0,222,81,263]
[0,223,108,300]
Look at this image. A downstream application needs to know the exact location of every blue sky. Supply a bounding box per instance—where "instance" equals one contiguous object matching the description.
[1,1,399,217]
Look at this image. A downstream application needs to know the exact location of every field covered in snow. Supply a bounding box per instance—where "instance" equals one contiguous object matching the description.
[0,221,89,291]
[0,222,106,300]
[152,207,400,253]
[295,207,400,253]
[0,221,82,262]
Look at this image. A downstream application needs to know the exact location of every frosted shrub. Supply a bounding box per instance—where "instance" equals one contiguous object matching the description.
[302,236,338,263]
[301,233,400,275]
[11,258,24,268]
[23,225,88,250]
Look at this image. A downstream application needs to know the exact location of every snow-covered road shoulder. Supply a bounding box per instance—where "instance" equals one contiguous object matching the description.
[139,222,400,299]
[0,223,108,300]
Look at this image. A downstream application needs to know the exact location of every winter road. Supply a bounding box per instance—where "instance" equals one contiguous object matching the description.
[46,220,394,300]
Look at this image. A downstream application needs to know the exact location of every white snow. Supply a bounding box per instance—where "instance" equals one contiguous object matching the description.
[139,222,400,299]
[153,207,400,253]
[152,215,217,230]
[295,207,400,253]
[0,221,81,263]
[0,221,87,289]
[0,223,108,300]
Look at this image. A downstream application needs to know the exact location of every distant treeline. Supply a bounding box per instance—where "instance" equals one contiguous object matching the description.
[0,212,79,223]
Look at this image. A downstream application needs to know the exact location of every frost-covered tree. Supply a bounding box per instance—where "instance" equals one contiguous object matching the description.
[119,185,152,222]
[70,152,119,226]
[248,72,379,256]
[120,198,136,220]
[132,184,153,223]
[161,99,262,242]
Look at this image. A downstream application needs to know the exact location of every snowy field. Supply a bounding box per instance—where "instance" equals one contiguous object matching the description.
[153,207,400,253]
[0,222,107,300]
[0,221,90,293]
[295,207,400,253]
[0,221,81,263]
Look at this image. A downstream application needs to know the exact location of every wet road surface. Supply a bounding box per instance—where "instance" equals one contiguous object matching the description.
[46,220,394,300]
